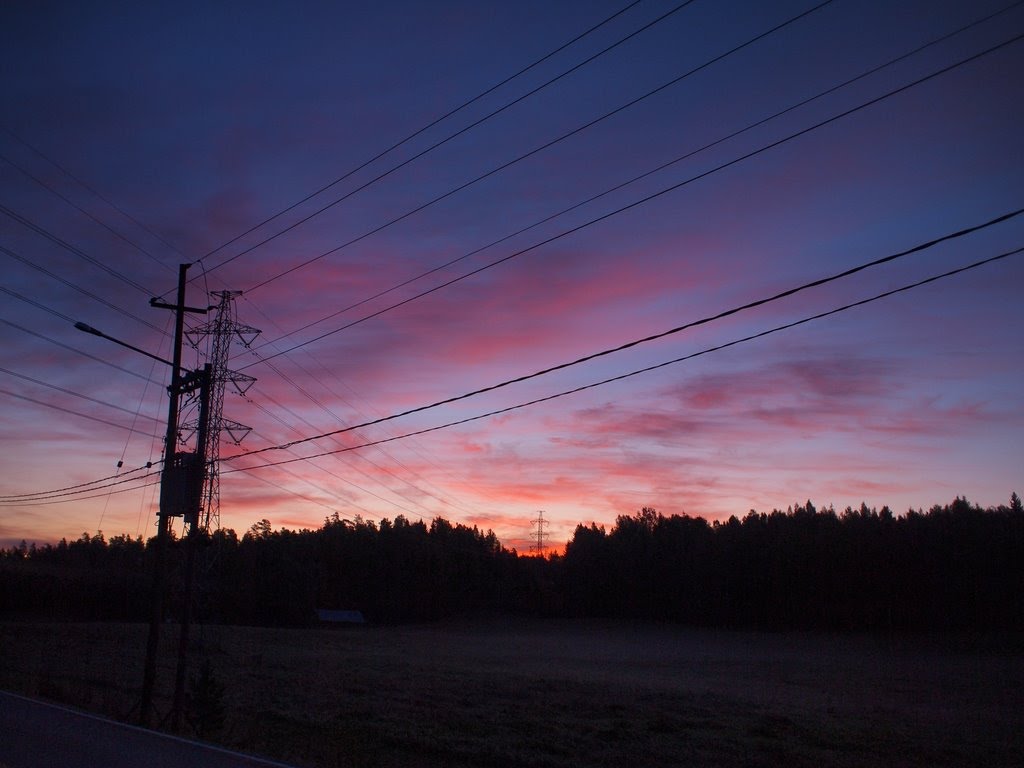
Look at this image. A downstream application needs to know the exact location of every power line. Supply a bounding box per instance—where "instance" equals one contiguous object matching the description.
[245,378,478,519]
[110,339,167,470]
[196,1,700,285]
[241,0,833,294]
[98,344,167,534]
[0,476,163,506]
[227,207,1023,460]
[223,245,1023,474]
[0,202,153,294]
[244,396,438,518]
[0,462,157,502]
[187,0,647,272]
[237,294,489,514]
[228,291,488,517]
[0,365,162,423]
[0,386,163,438]
[263,0,1021,347]
[134,432,163,540]
[0,285,75,322]
[241,468,362,518]
[1,317,159,385]
[0,128,242,314]
[0,150,174,271]
[243,417,413,517]
[0,125,187,262]
[0,243,166,334]
[243,31,1024,367]
[250,346,481,515]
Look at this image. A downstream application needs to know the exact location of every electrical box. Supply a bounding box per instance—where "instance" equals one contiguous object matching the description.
[158,451,204,523]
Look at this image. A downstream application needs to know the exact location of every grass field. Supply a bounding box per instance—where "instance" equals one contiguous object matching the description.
[1,619,1021,767]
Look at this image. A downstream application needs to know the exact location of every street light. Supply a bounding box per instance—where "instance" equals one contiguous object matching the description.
[73,322,176,369]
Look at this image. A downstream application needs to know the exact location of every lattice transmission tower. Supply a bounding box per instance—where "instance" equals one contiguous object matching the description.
[182,290,260,532]
[531,510,549,554]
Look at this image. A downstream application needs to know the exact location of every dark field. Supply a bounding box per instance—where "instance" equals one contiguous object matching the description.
[1,619,1021,767]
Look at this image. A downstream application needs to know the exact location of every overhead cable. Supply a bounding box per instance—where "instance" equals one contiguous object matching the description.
[189,0,648,271]
[263,0,1022,346]
[0,285,75,323]
[0,125,187,261]
[227,206,1023,459]
[246,381,479,517]
[0,151,174,271]
[238,294,488,512]
[0,202,153,294]
[0,462,157,502]
[242,469,360,517]
[0,365,162,423]
[242,0,834,294]
[245,397,437,517]
[0,477,162,506]
[1,318,158,384]
[242,31,1024,369]
[0,387,163,439]
[196,0,701,283]
[244,419,418,516]
[0,244,166,334]
[223,245,1023,473]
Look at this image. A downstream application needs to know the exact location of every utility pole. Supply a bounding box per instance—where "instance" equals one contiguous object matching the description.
[140,263,207,728]
[171,363,211,731]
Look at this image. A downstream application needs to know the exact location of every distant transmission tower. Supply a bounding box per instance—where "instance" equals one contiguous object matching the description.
[183,291,259,532]
[530,510,549,555]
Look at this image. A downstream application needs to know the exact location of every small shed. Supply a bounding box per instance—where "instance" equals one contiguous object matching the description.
[316,608,366,625]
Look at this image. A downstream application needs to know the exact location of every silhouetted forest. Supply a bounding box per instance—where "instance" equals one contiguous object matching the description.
[2,494,1022,631]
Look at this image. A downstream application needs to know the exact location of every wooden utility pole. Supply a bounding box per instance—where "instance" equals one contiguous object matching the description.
[140,263,206,727]
[172,363,212,731]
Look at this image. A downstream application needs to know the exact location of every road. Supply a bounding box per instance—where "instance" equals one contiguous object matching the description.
[0,691,298,768]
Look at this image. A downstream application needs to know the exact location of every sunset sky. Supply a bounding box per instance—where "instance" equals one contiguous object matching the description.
[1,0,1022,552]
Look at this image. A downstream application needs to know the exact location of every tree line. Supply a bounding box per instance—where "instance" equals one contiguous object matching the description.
[2,494,1022,631]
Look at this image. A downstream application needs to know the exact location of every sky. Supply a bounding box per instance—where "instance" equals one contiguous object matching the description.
[1,0,1022,552]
